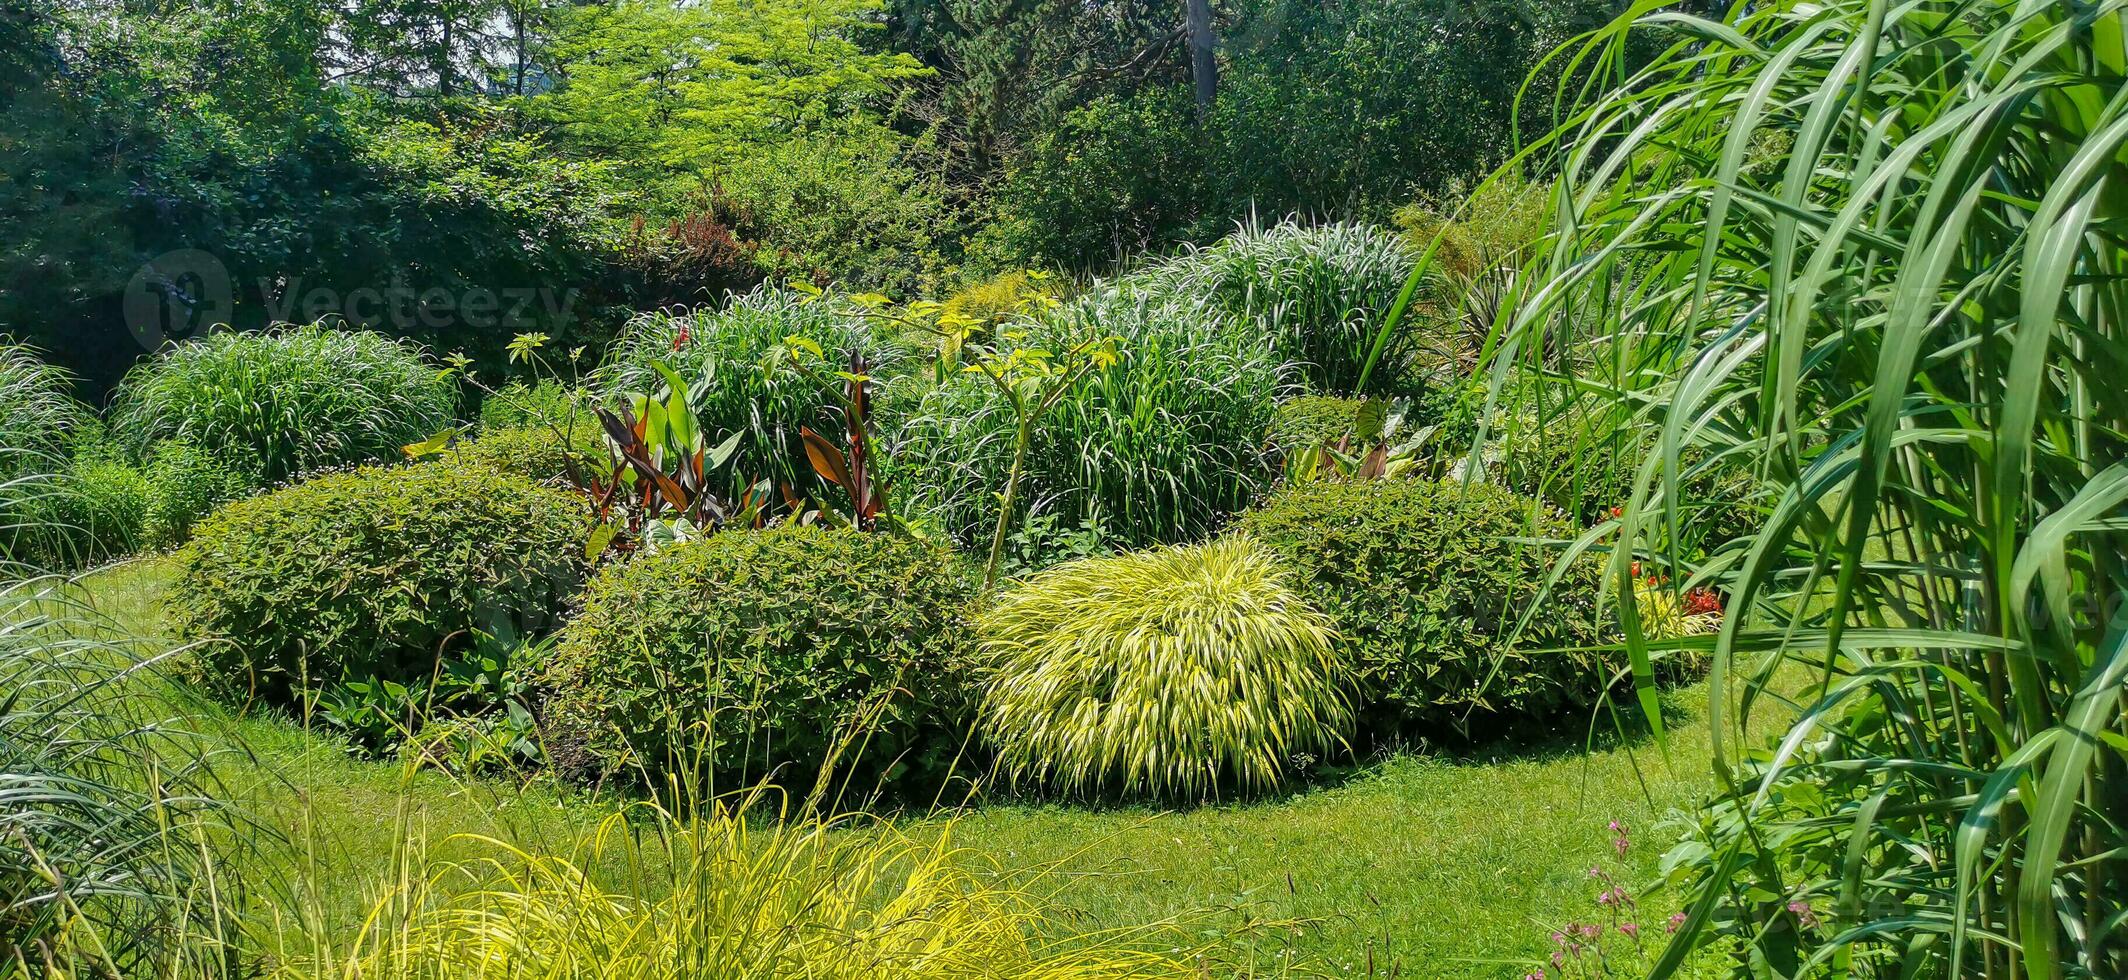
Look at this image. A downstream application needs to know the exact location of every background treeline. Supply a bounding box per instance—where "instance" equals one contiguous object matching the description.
[2,0,1654,393]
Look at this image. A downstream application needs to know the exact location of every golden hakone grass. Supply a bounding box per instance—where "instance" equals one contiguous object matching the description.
[978,536,1353,801]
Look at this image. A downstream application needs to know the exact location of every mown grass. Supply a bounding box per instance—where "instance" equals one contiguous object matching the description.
[76,557,1768,978]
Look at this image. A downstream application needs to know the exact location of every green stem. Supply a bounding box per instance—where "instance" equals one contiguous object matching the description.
[983,418,1034,592]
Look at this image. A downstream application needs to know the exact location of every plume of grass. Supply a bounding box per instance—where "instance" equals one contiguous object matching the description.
[108,324,456,484]
[977,537,1352,802]
[0,341,89,570]
[1453,0,2128,974]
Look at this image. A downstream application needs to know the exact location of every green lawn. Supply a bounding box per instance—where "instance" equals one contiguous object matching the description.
[76,557,1762,978]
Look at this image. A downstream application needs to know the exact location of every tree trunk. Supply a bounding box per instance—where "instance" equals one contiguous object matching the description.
[1186,0,1216,118]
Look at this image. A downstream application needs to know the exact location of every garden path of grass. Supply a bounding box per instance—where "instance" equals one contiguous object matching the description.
[79,558,1774,978]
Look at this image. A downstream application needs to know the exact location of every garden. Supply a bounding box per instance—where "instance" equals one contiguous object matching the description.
[4,1,2125,978]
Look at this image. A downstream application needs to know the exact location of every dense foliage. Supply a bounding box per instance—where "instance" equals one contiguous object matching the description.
[1135,222,1415,395]
[449,421,605,485]
[1239,479,1613,739]
[170,461,590,707]
[1475,0,2128,972]
[110,326,456,484]
[539,527,980,794]
[1267,396,1365,452]
[596,291,882,501]
[978,537,1351,801]
[890,287,1285,547]
[1,583,243,975]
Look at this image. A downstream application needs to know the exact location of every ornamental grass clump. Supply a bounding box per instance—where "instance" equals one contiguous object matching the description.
[889,287,1285,549]
[274,793,1214,980]
[978,536,1352,801]
[1138,221,1415,395]
[108,324,456,484]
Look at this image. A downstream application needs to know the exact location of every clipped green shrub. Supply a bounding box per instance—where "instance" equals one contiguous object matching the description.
[451,419,606,484]
[1140,221,1415,395]
[1238,479,1612,738]
[478,380,587,431]
[595,288,885,500]
[1267,396,1365,451]
[36,451,150,566]
[978,536,1352,801]
[109,324,457,484]
[540,526,979,792]
[169,461,591,706]
[889,288,1286,548]
[141,440,259,549]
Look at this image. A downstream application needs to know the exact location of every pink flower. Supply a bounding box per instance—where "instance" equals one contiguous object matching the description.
[1618,922,1641,939]
[1597,886,1632,907]
[1588,866,1605,879]
[1614,835,1630,857]
[1525,973,1546,980]
[1788,901,1821,929]
[1575,922,1604,941]
[1667,911,1688,933]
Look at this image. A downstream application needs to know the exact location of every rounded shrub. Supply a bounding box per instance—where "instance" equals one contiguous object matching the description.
[140,439,259,549]
[452,419,606,484]
[595,287,886,501]
[978,537,1352,801]
[1267,395,1365,451]
[1237,479,1613,738]
[109,324,457,484]
[1141,221,1415,395]
[169,461,591,706]
[889,288,1286,549]
[32,450,150,567]
[539,526,979,793]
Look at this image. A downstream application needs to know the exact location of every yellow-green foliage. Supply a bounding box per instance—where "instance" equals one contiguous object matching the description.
[273,796,1207,980]
[451,419,606,484]
[1391,174,1551,283]
[1267,395,1365,451]
[978,536,1352,801]
[170,461,591,706]
[943,269,1058,326]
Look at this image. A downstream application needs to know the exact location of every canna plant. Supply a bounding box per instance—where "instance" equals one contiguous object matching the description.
[1452,0,2128,975]
[581,361,757,557]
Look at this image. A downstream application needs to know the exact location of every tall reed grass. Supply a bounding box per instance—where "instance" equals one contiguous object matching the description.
[1,580,246,976]
[1445,0,2128,974]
